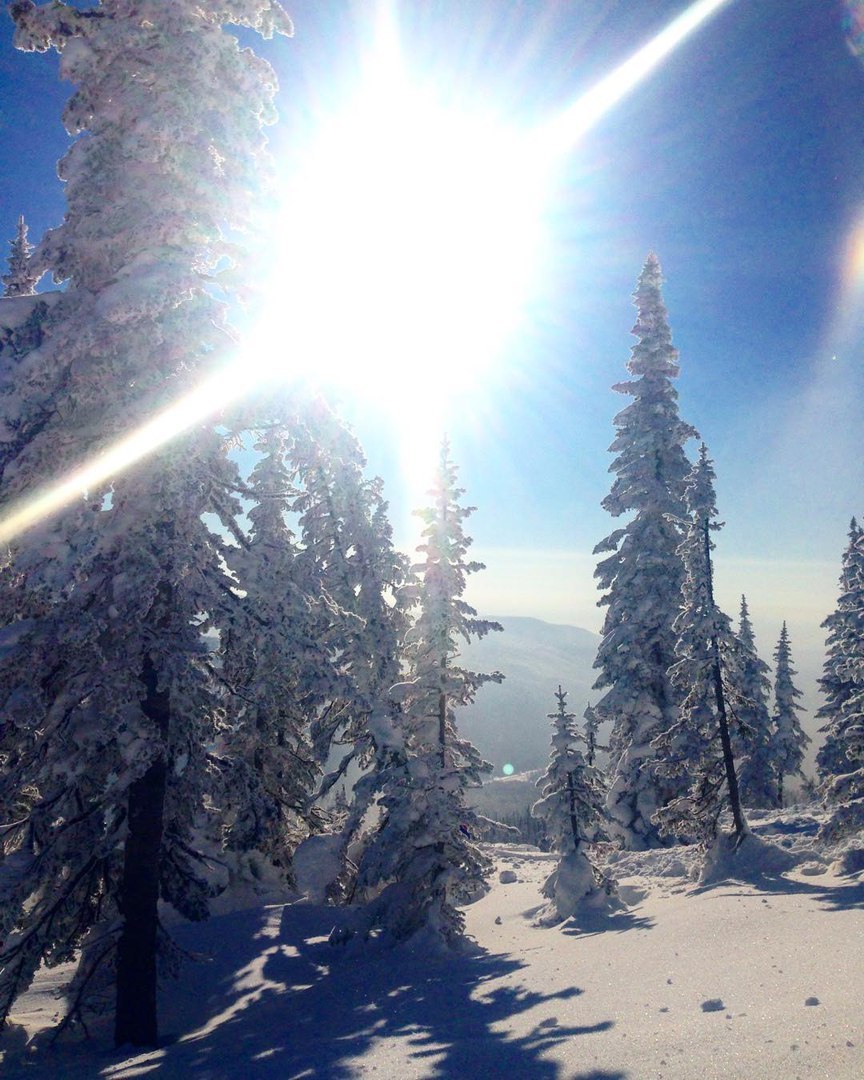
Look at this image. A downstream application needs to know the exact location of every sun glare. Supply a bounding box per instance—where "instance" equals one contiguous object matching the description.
[257,36,550,412]
[0,0,733,546]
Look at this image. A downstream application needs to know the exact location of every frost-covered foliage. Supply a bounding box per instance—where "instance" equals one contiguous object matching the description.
[346,442,502,947]
[289,397,411,793]
[772,622,810,806]
[2,216,39,297]
[733,596,779,809]
[0,0,291,1047]
[817,519,864,781]
[582,703,607,768]
[816,522,864,843]
[592,253,698,850]
[532,688,615,924]
[216,423,323,879]
[653,447,749,846]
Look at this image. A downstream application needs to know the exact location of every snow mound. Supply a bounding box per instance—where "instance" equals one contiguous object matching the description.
[700,831,798,886]
[829,842,864,877]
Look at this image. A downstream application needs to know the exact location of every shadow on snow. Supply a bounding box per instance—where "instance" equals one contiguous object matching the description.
[2,899,620,1079]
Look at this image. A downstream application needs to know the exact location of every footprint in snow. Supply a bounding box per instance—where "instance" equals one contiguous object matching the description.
[701,999,725,1013]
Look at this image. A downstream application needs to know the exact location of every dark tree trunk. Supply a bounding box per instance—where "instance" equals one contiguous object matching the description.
[703,520,747,845]
[115,640,170,1047]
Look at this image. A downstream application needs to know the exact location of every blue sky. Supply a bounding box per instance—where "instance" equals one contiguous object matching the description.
[1,0,864,664]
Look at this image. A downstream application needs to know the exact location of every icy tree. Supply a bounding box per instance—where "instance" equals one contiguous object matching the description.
[653,447,749,847]
[772,622,810,806]
[216,423,324,880]
[816,521,864,840]
[592,253,698,849]
[1,215,39,297]
[816,519,864,780]
[582,703,608,767]
[532,687,616,925]
[0,0,292,1048]
[289,397,410,794]
[347,442,502,947]
[733,596,779,809]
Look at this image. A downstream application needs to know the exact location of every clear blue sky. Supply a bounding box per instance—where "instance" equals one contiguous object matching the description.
[2,1,864,662]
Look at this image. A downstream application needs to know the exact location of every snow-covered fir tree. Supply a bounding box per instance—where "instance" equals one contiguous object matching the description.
[0,0,292,1047]
[653,446,749,846]
[532,687,616,925]
[592,253,698,849]
[2,215,39,297]
[733,596,779,809]
[346,441,502,947]
[816,519,864,781]
[771,622,810,806]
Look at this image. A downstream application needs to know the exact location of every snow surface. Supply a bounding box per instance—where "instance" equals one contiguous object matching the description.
[2,808,863,1078]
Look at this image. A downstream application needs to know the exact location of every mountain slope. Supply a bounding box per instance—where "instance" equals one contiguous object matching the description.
[456,616,601,775]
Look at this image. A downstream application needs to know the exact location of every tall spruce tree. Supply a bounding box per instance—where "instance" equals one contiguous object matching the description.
[0,0,292,1047]
[772,622,810,806]
[532,687,615,925]
[216,423,325,881]
[816,519,864,780]
[2,215,38,297]
[346,442,502,947]
[592,254,698,849]
[653,446,748,846]
[734,596,779,809]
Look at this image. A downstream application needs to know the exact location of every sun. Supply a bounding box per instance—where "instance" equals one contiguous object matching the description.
[254,19,552,416]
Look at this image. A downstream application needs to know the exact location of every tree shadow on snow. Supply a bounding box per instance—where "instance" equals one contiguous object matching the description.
[558,908,655,938]
[691,870,864,912]
[92,899,620,1079]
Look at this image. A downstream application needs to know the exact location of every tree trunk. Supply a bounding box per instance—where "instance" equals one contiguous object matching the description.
[704,519,747,845]
[115,615,171,1047]
[710,637,747,844]
[566,770,581,851]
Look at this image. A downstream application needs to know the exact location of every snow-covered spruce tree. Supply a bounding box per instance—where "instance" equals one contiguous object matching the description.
[216,423,324,882]
[653,446,749,847]
[816,519,864,781]
[289,396,410,796]
[346,441,502,947]
[0,0,292,1048]
[1,215,39,297]
[582,703,608,768]
[815,522,864,841]
[733,596,779,809]
[592,253,698,849]
[532,687,616,925]
[772,622,810,806]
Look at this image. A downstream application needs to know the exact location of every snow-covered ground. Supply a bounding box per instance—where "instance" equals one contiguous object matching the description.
[2,808,863,1079]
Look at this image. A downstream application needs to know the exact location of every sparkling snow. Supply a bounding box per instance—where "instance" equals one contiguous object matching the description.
[1,808,863,1079]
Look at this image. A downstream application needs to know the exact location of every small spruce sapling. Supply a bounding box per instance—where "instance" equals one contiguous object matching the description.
[2,216,39,297]
[532,687,617,925]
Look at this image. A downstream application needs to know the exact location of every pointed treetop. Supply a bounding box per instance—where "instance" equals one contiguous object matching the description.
[628,252,681,380]
[2,214,39,297]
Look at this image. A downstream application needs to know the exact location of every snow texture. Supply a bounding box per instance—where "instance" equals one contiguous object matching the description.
[2,806,863,1079]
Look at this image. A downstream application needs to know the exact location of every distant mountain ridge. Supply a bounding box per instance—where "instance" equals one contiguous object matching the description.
[456,616,601,777]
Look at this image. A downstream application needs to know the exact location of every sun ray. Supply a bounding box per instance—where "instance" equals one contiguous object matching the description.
[0,0,734,546]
